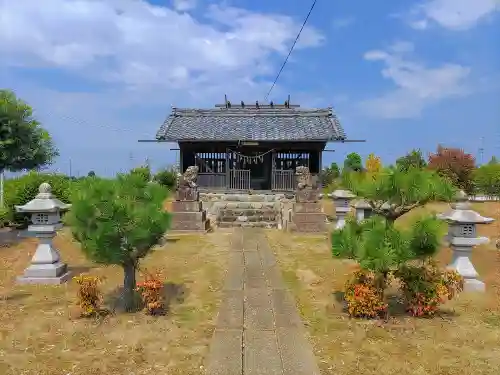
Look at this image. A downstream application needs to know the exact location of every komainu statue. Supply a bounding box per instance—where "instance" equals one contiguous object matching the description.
[296,166,312,190]
[177,166,199,189]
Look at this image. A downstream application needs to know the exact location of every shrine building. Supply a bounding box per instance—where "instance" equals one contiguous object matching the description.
[150,99,350,192]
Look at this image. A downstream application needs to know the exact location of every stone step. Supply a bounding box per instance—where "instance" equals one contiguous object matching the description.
[218,221,278,228]
[201,193,291,203]
[217,202,279,210]
[219,208,278,216]
[219,215,277,223]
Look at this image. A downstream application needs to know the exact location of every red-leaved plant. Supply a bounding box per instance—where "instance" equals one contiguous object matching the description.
[395,264,464,317]
[344,268,388,319]
[428,145,476,194]
[136,270,165,315]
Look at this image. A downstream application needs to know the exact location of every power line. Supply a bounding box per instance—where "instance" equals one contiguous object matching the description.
[264,0,318,101]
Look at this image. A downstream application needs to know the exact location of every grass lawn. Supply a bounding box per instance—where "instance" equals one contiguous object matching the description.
[0,230,230,375]
[267,202,500,375]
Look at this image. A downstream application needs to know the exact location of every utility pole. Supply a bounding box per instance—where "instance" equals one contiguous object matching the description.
[69,159,72,177]
[129,152,134,170]
[478,137,485,165]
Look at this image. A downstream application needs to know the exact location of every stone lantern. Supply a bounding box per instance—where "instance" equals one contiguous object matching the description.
[332,189,355,229]
[353,200,373,222]
[437,190,494,292]
[15,182,72,284]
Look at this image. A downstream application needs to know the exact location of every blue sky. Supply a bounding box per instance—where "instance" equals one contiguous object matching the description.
[0,0,499,176]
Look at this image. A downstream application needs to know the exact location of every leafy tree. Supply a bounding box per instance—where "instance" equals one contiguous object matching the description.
[66,173,171,312]
[365,153,382,174]
[343,152,363,172]
[154,168,177,189]
[87,170,96,177]
[332,215,443,275]
[395,149,427,172]
[0,89,58,172]
[488,156,499,165]
[428,145,476,194]
[473,163,500,197]
[320,162,340,186]
[333,168,454,295]
[342,167,455,224]
[130,165,151,182]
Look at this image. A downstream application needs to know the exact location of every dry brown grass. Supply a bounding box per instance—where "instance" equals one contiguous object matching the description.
[267,202,500,375]
[0,230,231,375]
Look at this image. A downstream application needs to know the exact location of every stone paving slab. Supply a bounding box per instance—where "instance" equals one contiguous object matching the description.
[216,291,244,329]
[230,232,244,252]
[264,265,286,290]
[244,329,283,375]
[276,327,321,375]
[272,289,303,328]
[244,288,275,330]
[259,248,277,268]
[223,266,244,291]
[206,228,321,375]
[228,251,244,268]
[205,329,243,375]
[244,251,267,289]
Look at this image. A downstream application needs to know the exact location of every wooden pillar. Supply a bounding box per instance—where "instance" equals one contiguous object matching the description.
[271,150,276,190]
[225,148,230,189]
[179,146,184,173]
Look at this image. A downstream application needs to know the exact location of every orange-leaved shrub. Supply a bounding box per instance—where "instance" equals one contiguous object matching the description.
[136,271,165,315]
[395,264,463,317]
[74,274,103,318]
[344,269,388,319]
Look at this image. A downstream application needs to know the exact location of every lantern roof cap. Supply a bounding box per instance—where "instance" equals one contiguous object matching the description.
[438,208,494,224]
[15,183,72,213]
[332,189,356,199]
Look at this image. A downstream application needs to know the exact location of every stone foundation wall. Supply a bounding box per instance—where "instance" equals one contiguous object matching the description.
[199,192,295,229]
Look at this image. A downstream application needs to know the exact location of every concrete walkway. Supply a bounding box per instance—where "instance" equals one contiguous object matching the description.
[205,228,321,375]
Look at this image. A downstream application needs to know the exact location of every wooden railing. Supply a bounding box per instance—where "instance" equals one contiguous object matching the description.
[229,169,251,190]
[196,170,322,191]
[197,170,251,190]
[198,173,226,189]
[272,169,295,191]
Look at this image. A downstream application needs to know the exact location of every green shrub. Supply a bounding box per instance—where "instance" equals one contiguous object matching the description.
[473,163,500,197]
[130,166,151,182]
[154,169,177,189]
[4,171,73,226]
[0,207,10,227]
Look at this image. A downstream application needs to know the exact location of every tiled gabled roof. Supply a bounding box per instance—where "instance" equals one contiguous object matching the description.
[155,105,346,142]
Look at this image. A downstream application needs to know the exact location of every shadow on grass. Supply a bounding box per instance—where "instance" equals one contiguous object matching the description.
[0,228,21,248]
[104,282,187,315]
[0,291,32,302]
[68,265,95,277]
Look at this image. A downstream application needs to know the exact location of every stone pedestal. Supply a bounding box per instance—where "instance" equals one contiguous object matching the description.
[170,188,209,232]
[448,239,488,292]
[290,189,326,232]
[17,235,72,284]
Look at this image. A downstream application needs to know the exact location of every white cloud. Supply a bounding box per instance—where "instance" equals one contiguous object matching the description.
[332,17,355,29]
[172,0,196,12]
[0,0,324,90]
[409,0,500,30]
[360,42,471,119]
[0,0,325,175]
